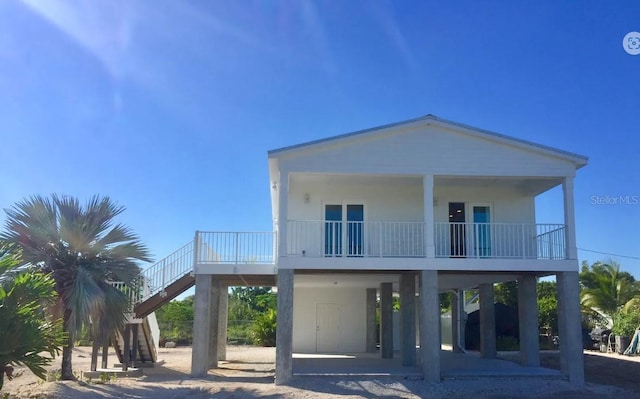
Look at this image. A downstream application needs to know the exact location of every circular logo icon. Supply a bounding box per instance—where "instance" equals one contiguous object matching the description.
[623,31,640,55]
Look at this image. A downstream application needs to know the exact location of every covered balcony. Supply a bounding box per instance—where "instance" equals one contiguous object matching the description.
[286,221,566,260]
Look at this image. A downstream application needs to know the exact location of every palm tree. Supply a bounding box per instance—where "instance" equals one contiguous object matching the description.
[0,245,66,390]
[580,261,640,325]
[1,195,151,380]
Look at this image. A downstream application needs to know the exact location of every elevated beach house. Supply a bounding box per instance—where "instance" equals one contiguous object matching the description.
[131,115,587,385]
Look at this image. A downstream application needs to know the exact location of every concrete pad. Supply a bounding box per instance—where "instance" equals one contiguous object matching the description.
[292,352,421,377]
[291,350,563,380]
[441,350,563,379]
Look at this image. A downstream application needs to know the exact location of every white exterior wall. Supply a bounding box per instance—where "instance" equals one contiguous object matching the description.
[433,185,535,224]
[287,178,535,224]
[288,177,424,222]
[292,287,367,353]
[285,176,538,259]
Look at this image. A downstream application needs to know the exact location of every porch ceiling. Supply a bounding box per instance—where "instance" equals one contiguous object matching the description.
[290,173,422,187]
[292,271,553,292]
[290,173,562,196]
[294,273,400,289]
[435,176,562,196]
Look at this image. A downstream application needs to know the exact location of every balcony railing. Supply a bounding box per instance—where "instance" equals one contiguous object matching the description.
[196,231,276,264]
[434,222,566,259]
[287,220,566,260]
[288,220,425,257]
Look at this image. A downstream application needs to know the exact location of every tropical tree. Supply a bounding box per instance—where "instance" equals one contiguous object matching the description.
[155,296,194,346]
[495,281,519,309]
[579,261,640,328]
[1,195,151,380]
[0,245,66,390]
[612,299,640,337]
[537,281,558,333]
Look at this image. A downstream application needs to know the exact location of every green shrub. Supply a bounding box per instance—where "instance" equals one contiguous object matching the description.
[227,320,254,345]
[252,309,277,347]
[612,309,640,337]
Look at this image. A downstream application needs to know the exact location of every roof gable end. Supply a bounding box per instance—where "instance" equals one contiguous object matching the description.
[268,114,588,168]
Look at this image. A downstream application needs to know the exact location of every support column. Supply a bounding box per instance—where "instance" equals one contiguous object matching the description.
[419,270,440,382]
[518,275,540,366]
[563,177,577,260]
[218,285,229,361]
[90,339,99,371]
[191,274,212,377]
[479,283,496,358]
[131,324,139,369]
[423,175,435,258]
[380,282,394,359]
[208,279,221,368]
[122,324,131,371]
[557,271,585,386]
[400,274,417,366]
[275,269,294,385]
[101,340,109,369]
[366,288,377,353]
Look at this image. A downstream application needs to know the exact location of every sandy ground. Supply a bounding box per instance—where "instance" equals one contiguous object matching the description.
[2,346,640,398]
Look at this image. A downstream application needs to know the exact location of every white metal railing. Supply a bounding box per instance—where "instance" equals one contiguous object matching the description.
[109,281,143,308]
[196,231,276,264]
[109,232,275,306]
[287,220,425,257]
[434,222,566,259]
[139,241,194,301]
[535,225,567,260]
[287,220,566,260]
[110,241,195,305]
[108,222,566,307]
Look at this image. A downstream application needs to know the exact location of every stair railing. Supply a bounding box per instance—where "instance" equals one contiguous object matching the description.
[138,241,194,303]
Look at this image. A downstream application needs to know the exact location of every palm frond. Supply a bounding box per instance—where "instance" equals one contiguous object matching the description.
[108,242,152,263]
[91,282,130,342]
[65,267,105,338]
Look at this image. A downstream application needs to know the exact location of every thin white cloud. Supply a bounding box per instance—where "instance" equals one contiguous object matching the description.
[20,0,134,79]
[369,2,419,74]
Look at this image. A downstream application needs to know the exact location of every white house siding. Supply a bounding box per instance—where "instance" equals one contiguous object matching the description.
[288,176,424,222]
[292,287,366,353]
[276,124,577,178]
[433,185,535,224]
[287,177,535,225]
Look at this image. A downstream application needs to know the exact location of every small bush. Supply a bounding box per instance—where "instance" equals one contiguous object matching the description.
[227,321,254,345]
[612,309,640,337]
[252,309,277,347]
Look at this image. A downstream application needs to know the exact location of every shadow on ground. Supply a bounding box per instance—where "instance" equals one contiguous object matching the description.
[500,350,640,393]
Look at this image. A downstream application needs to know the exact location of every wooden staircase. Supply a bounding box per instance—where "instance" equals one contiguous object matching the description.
[112,316,159,366]
[106,233,277,370]
[111,241,196,367]
[134,272,195,318]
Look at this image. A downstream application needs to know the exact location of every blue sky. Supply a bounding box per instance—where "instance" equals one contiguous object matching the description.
[1,1,639,277]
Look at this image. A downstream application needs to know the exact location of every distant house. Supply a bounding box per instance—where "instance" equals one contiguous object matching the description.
[185,114,587,385]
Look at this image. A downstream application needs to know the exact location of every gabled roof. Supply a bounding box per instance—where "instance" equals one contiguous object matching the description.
[268,114,588,168]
